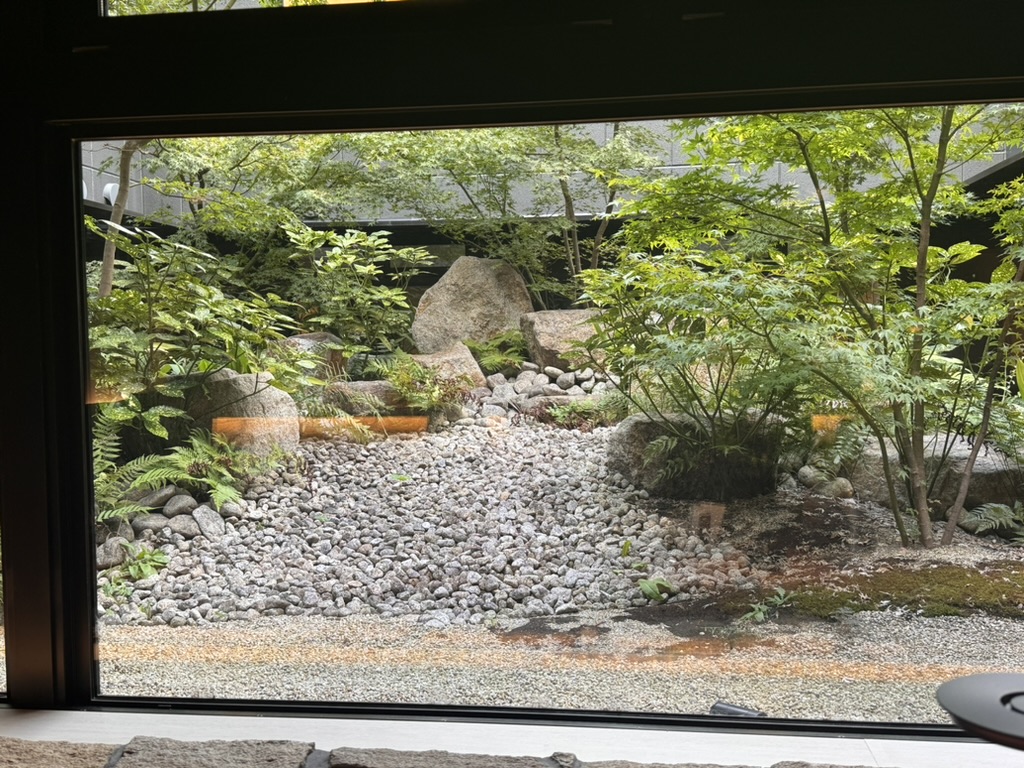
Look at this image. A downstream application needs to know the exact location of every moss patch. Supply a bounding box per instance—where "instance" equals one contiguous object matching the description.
[770,560,1024,620]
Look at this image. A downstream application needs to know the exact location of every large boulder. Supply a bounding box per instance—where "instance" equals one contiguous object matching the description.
[520,309,600,371]
[607,413,783,500]
[189,369,299,455]
[411,256,533,353]
[847,435,1023,513]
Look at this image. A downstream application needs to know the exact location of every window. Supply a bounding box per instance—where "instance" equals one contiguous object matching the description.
[5,0,1024,732]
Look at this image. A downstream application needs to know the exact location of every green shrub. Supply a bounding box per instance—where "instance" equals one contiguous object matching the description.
[541,395,627,432]
[131,430,273,509]
[364,353,471,416]
[464,330,528,376]
[282,224,432,360]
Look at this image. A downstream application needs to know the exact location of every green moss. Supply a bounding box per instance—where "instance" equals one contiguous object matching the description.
[791,588,867,618]
[770,561,1024,620]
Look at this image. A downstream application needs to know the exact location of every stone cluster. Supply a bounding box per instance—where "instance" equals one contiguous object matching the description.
[96,424,763,628]
[450,362,620,428]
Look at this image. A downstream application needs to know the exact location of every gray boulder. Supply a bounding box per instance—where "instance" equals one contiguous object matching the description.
[165,515,202,538]
[412,342,487,389]
[520,309,600,371]
[163,493,199,518]
[96,537,128,570]
[192,504,227,539]
[411,256,533,353]
[813,477,856,499]
[189,369,299,455]
[847,435,1023,512]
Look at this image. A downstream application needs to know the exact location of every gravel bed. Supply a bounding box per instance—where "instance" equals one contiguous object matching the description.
[99,424,761,629]
[78,422,1024,722]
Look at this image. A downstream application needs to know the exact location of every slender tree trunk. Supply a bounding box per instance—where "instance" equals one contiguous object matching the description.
[909,207,934,546]
[904,105,955,546]
[559,177,581,276]
[97,139,145,298]
[941,258,1024,544]
[590,188,616,270]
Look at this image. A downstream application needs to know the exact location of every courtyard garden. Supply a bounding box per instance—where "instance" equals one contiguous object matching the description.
[69,105,1024,721]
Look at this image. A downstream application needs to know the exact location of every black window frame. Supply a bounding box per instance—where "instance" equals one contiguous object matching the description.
[3,0,1024,736]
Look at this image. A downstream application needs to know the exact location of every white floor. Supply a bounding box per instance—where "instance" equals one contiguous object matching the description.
[1,708,1023,767]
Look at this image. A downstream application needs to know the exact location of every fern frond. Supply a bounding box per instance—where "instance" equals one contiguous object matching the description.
[962,502,1023,534]
[131,466,191,490]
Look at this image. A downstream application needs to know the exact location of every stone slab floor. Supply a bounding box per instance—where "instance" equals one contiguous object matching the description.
[0,709,1023,768]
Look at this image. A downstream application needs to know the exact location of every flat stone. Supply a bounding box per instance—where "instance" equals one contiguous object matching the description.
[130,513,172,535]
[325,750,875,768]
[113,736,314,768]
[131,485,180,509]
[0,736,117,768]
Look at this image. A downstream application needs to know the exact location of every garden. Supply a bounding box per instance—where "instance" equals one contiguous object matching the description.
[55,105,1024,721]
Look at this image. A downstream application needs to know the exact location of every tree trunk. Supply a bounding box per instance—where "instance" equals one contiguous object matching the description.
[904,105,955,547]
[941,258,1024,544]
[97,139,145,298]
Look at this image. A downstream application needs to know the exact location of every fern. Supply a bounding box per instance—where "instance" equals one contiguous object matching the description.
[812,418,869,479]
[92,407,161,522]
[961,502,1024,536]
[129,430,265,508]
[464,331,527,375]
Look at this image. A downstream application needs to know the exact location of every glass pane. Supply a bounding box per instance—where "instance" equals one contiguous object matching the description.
[104,0,405,17]
[83,107,1024,722]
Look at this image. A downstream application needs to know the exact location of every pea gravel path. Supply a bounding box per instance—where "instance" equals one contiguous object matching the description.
[86,601,1023,723]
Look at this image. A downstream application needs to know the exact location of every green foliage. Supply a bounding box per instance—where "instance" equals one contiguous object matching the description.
[119,542,170,581]
[100,573,133,602]
[92,405,163,522]
[961,502,1024,542]
[580,249,803,500]
[464,330,528,375]
[786,562,1024,619]
[638,576,676,602]
[364,353,470,415]
[542,395,627,432]
[603,105,1024,543]
[139,135,367,254]
[742,587,795,623]
[282,223,431,359]
[798,416,872,480]
[132,430,268,508]
[349,124,663,306]
[86,219,299,408]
